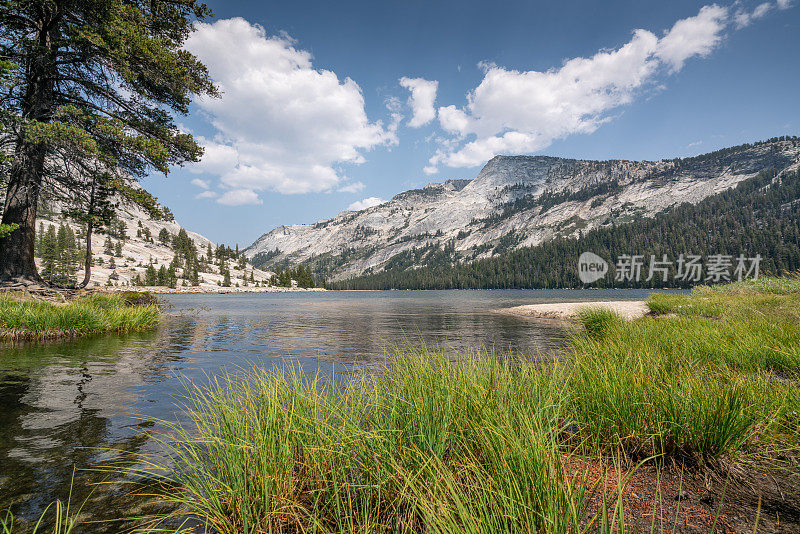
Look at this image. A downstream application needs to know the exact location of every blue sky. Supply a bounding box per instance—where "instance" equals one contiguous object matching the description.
[140,0,800,246]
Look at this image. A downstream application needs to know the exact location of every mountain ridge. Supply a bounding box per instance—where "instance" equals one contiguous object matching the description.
[245,137,800,280]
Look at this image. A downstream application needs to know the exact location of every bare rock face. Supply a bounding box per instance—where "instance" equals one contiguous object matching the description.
[38,192,273,289]
[245,139,800,280]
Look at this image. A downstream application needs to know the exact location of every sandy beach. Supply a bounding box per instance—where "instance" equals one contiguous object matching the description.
[499,300,649,320]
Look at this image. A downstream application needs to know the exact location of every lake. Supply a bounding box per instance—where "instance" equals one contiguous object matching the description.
[0,289,663,530]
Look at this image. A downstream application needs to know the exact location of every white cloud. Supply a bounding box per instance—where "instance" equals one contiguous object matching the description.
[687,140,703,147]
[777,0,792,9]
[399,77,439,127]
[423,165,439,175]
[195,190,218,199]
[184,18,395,202]
[217,189,263,206]
[191,178,210,189]
[427,3,753,171]
[735,1,776,28]
[656,5,728,71]
[188,139,239,177]
[347,196,385,211]
[338,181,366,193]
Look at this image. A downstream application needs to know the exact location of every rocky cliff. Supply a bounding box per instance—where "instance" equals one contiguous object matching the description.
[245,138,800,280]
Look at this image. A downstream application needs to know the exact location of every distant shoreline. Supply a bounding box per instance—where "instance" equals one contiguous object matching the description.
[107,286,326,295]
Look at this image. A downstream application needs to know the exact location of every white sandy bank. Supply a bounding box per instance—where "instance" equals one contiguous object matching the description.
[500,300,649,320]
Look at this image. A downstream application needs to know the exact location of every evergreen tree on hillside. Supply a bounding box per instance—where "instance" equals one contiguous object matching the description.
[159,228,171,246]
[331,169,800,290]
[39,226,58,282]
[103,236,114,256]
[0,0,217,283]
[55,224,79,284]
[144,264,158,286]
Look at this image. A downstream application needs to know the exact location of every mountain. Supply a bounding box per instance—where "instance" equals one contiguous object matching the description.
[36,187,274,289]
[245,137,800,281]
[329,167,800,289]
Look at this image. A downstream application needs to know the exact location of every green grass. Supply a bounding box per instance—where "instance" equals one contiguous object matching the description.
[125,348,613,533]
[1,503,81,534]
[567,278,800,462]
[631,278,800,373]
[1,472,84,534]
[101,278,800,531]
[0,292,159,340]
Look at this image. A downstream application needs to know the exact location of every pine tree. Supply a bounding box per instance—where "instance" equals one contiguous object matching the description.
[144,264,158,286]
[103,235,114,255]
[39,226,58,282]
[190,266,200,286]
[159,228,171,246]
[0,0,217,282]
[55,224,78,285]
[166,262,178,288]
[114,241,123,257]
[157,265,168,286]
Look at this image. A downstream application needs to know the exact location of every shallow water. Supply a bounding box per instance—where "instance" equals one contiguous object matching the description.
[0,289,667,530]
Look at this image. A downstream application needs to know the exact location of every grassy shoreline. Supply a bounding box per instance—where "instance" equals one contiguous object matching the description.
[3,278,798,532]
[0,291,160,341]
[111,277,799,533]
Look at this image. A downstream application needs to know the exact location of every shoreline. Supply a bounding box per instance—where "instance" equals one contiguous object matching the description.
[498,299,649,320]
[106,286,326,295]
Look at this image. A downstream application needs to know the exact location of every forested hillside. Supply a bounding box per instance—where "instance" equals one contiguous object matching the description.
[247,138,800,280]
[329,168,800,289]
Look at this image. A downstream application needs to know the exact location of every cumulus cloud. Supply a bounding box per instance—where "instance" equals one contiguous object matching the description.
[777,0,792,8]
[347,197,385,211]
[655,5,728,71]
[191,178,210,189]
[399,77,439,127]
[195,190,218,199]
[427,3,779,171]
[184,18,395,202]
[218,189,263,206]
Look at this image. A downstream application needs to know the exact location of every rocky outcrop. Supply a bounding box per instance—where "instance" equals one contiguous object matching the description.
[245,139,800,280]
[38,193,273,289]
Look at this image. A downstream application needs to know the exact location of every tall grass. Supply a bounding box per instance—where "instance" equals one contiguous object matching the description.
[646,278,800,373]
[569,282,800,462]
[0,292,159,340]
[0,503,81,534]
[569,327,787,462]
[125,348,613,533]
[1,474,84,534]
[114,278,800,532]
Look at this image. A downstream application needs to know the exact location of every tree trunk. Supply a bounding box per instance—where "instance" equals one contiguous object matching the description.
[77,182,96,289]
[0,144,46,284]
[0,6,59,286]
[77,219,93,288]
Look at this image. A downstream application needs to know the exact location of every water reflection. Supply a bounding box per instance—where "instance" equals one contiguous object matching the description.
[0,289,659,530]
